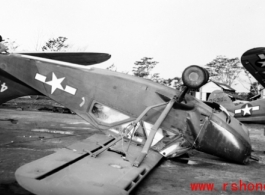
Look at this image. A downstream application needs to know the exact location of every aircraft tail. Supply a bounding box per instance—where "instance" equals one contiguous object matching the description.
[0,69,42,105]
[0,52,112,105]
[207,90,235,111]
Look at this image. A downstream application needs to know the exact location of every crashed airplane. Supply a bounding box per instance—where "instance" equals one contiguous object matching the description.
[0,51,254,194]
[207,48,265,124]
[208,89,265,124]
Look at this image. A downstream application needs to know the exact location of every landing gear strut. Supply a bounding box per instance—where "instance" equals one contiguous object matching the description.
[129,65,209,167]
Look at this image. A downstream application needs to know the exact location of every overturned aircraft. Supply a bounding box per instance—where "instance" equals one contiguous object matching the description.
[0,51,253,195]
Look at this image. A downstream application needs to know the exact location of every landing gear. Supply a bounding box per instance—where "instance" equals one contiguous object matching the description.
[182,65,209,89]
[123,65,210,167]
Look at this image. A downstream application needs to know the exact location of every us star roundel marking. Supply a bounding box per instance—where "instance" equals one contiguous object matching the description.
[234,103,259,116]
[35,72,77,95]
[255,54,265,68]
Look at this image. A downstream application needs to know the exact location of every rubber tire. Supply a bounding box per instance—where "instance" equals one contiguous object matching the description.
[182,65,209,89]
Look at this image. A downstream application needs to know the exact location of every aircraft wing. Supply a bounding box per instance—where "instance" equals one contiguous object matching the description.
[241,47,265,88]
[15,134,163,195]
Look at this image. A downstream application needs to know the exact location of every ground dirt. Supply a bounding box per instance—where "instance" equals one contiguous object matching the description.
[1,97,265,195]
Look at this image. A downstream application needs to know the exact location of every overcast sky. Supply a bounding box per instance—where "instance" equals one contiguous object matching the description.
[2,0,265,78]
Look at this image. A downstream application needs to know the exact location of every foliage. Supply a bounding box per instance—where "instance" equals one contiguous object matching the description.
[245,81,262,100]
[243,69,259,95]
[132,57,182,89]
[3,38,19,52]
[106,64,129,74]
[205,56,242,86]
[150,74,182,89]
[106,64,117,72]
[42,36,68,52]
[168,77,183,89]
[132,57,158,78]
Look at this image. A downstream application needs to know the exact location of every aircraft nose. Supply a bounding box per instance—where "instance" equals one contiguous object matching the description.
[188,113,252,164]
[198,120,251,164]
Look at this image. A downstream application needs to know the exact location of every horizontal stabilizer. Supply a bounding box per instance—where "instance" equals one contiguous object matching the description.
[17,52,111,65]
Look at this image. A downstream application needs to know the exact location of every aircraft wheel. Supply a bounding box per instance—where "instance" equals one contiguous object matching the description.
[182,65,209,89]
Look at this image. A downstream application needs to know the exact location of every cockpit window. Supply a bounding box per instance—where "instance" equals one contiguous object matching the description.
[89,101,131,126]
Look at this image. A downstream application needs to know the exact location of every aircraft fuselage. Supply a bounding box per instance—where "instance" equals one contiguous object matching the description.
[0,53,252,164]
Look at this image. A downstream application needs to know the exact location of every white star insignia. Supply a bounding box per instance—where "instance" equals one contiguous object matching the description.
[45,73,65,94]
[258,61,265,67]
[35,72,77,95]
[241,104,252,116]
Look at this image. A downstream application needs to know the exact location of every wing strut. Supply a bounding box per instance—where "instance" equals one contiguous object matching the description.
[132,96,177,167]
[123,87,191,167]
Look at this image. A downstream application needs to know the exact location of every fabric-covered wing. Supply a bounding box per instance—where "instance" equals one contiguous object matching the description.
[15,134,163,195]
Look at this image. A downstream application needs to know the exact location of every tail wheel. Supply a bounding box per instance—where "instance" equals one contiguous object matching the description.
[182,65,209,89]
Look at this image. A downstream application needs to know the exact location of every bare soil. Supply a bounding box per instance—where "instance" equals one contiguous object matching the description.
[1,97,265,195]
